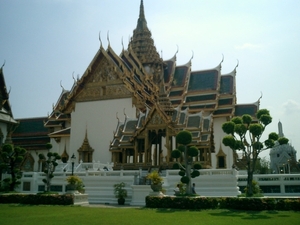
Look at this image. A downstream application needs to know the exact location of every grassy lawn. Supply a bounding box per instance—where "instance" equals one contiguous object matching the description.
[0,204,299,225]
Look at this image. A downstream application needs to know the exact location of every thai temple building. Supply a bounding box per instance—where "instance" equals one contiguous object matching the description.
[0,64,19,178]
[12,117,49,172]
[0,64,18,145]
[270,121,299,174]
[15,1,261,172]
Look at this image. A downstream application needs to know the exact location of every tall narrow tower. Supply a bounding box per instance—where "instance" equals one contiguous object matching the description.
[278,121,284,138]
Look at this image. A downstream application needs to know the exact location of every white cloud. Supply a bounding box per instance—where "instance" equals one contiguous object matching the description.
[235,43,264,51]
[282,99,300,115]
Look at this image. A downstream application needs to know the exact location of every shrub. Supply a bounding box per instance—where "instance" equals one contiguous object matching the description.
[145,196,300,211]
[0,194,73,205]
[244,180,262,196]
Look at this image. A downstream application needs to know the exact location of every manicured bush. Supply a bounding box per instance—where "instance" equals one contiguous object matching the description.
[0,194,73,205]
[145,196,300,211]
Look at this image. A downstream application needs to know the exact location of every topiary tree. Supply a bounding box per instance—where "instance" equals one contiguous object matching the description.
[0,144,27,191]
[171,130,201,195]
[222,109,289,197]
[39,143,61,192]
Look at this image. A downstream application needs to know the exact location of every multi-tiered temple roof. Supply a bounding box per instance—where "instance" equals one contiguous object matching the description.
[108,1,259,154]
[44,0,259,168]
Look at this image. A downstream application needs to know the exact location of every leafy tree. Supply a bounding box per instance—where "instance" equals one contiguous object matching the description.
[171,130,201,195]
[222,109,288,196]
[255,157,270,174]
[0,144,26,191]
[38,143,61,192]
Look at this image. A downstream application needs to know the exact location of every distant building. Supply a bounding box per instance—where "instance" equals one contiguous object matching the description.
[270,121,299,173]
[11,117,50,172]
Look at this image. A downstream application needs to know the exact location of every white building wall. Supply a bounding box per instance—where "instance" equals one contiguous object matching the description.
[212,117,234,169]
[70,98,136,164]
[54,137,70,156]
[49,120,72,158]
[0,122,7,144]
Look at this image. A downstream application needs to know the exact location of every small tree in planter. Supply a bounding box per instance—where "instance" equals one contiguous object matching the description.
[39,143,61,192]
[66,175,85,193]
[171,130,201,195]
[146,170,163,192]
[0,144,27,191]
[114,182,128,205]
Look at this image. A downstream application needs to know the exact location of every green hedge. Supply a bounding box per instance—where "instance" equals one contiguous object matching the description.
[0,194,73,205]
[146,196,300,211]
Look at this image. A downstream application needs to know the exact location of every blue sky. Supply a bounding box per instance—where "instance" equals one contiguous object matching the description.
[1,0,299,159]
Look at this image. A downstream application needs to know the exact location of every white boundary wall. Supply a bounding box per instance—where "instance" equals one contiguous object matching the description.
[4,168,299,206]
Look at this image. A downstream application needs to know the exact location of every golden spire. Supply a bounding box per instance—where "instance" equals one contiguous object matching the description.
[136,0,147,31]
[129,0,163,70]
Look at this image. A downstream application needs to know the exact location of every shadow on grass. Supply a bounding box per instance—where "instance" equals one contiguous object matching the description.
[141,207,291,219]
[209,210,290,220]
[2,204,81,208]
[155,208,179,213]
[138,207,178,213]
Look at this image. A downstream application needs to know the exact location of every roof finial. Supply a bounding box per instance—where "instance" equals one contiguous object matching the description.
[128,35,133,50]
[221,53,224,63]
[1,60,5,68]
[186,50,194,66]
[85,127,88,139]
[236,59,239,68]
[123,108,127,118]
[72,72,76,83]
[121,37,124,51]
[60,80,65,91]
[99,31,102,47]
[257,91,263,103]
[116,112,119,122]
[107,31,110,46]
[169,45,179,61]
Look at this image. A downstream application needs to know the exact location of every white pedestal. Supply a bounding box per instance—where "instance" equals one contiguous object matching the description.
[73,193,89,205]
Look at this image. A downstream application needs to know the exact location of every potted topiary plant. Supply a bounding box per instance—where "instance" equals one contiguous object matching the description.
[114,182,128,205]
[66,175,85,194]
[146,170,163,192]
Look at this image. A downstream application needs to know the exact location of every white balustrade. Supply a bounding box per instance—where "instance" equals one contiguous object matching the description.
[2,168,299,206]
